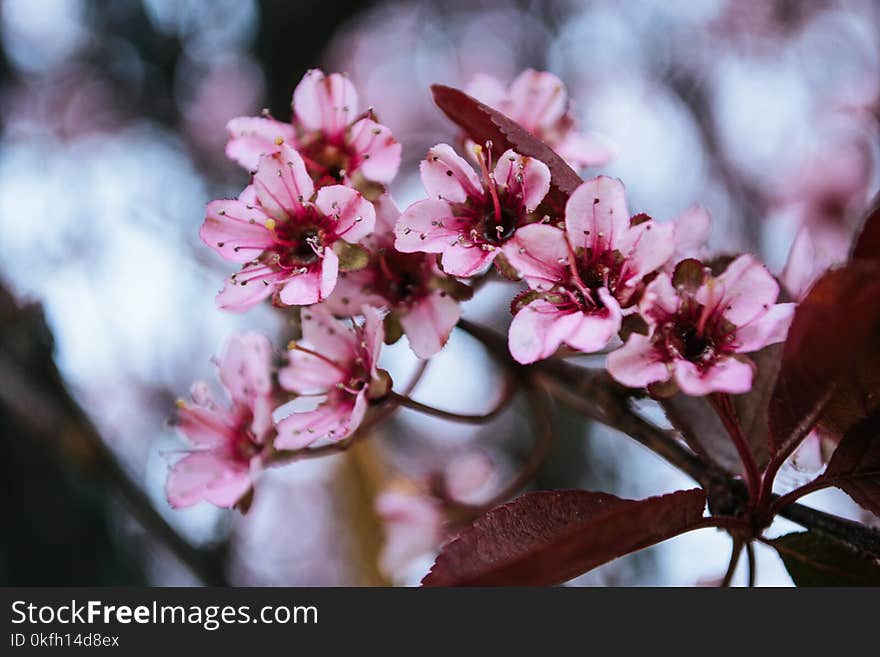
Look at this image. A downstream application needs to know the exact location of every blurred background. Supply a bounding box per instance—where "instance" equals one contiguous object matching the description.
[1,0,878,586]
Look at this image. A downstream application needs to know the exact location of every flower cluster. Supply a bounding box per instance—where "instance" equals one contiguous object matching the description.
[169,67,796,518]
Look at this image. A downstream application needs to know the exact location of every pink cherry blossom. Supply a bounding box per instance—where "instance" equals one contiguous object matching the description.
[607,255,796,396]
[166,332,276,509]
[395,143,551,277]
[275,305,389,449]
[465,69,612,170]
[327,197,464,358]
[376,451,496,577]
[505,176,675,364]
[226,69,401,187]
[201,145,376,311]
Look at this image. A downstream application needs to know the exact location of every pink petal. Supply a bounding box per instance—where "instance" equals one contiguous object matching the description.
[508,299,581,364]
[734,303,796,353]
[700,254,780,327]
[322,270,384,315]
[376,490,443,575]
[492,149,551,212]
[640,273,680,321]
[252,145,314,220]
[506,69,567,132]
[781,224,849,301]
[361,305,385,371]
[674,357,754,396]
[201,199,273,263]
[565,176,630,252]
[372,194,402,235]
[277,256,334,306]
[218,332,274,406]
[419,143,483,203]
[348,117,402,183]
[279,350,346,394]
[300,305,358,365]
[314,185,376,243]
[274,392,367,449]
[399,291,461,358]
[176,405,236,447]
[395,199,468,254]
[554,130,614,169]
[225,116,296,171]
[607,334,670,388]
[671,204,712,260]
[464,72,508,108]
[619,219,676,283]
[502,223,569,290]
[441,244,495,277]
[216,265,280,312]
[165,451,251,509]
[562,288,623,353]
[292,69,358,137]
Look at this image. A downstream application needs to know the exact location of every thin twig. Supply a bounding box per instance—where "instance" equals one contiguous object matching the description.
[745,541,756,587]
[721,538,743,587]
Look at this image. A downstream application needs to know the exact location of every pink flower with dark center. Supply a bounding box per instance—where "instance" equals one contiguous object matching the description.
[505,176,674,364]
[166,332,276,509]
[395,143,551,277]
[275,306,390,449]
[327,197,465,358]
[466,69,612,170]
[201,144,376,311]
[607,255,796,395]
[226,69,401,188]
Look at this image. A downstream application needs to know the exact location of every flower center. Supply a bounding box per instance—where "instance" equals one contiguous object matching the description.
[299,135,352,183]
[481,203,519,244]
[374,250,430,306]
[273,223,324,266]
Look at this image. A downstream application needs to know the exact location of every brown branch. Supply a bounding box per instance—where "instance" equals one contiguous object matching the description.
[456,318,880,558]
[0,328,228,586]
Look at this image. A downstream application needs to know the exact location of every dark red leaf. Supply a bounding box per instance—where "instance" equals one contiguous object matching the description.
[770,532,880,586]
[430,84,582,213]
[768,261,880,455]
[422,488,706,586]
[851,196,880,263]
[661,344,779,474]
[819,412,880,516]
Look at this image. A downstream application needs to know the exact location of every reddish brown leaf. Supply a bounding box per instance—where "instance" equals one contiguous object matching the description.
[819,412,880,516]
[851,196,880,263]
[430,84,582,213]
[768,261,880,455]
[771,532,880,586]
[422,488,706,586]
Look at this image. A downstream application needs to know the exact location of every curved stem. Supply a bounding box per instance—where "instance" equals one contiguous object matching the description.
[721,538,744,587]
[388,365,518,425]
[745,541,756,587]
[709,393,761,509]
[446,375,554,524]
[768,478,830,516]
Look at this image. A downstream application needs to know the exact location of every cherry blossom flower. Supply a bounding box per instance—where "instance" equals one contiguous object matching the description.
[607,255,796,395]
[226,69,401,188]
[275,306,390,449]
[166,333,276,509]
[465,69,612,170]
[327,197,468,358]
[395,143,551,277]
[504,176,675,364]
[376,451,496,578]
[201,144,376,311]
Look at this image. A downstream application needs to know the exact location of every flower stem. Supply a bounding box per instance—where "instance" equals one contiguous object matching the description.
[721,538,743,587]
[709,393,761,510]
